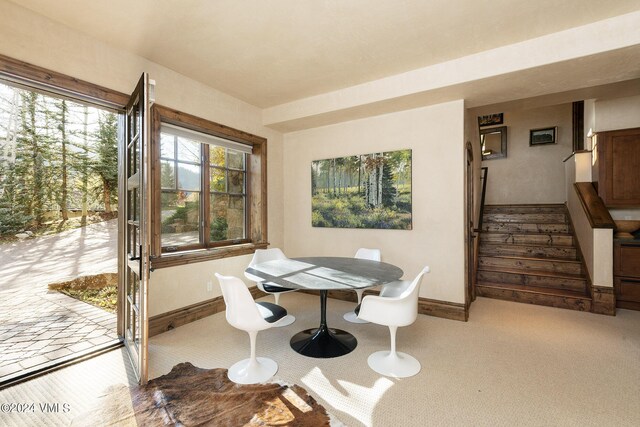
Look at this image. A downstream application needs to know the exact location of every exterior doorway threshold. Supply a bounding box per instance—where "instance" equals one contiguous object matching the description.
[0,340,122,390]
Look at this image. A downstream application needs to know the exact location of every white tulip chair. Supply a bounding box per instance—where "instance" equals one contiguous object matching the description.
[343,248,381,324]
[245,248,296,327]
[356,266,430,378]
[215,273,287,384]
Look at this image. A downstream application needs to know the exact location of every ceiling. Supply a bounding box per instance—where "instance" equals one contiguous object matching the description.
[9,0,640,108]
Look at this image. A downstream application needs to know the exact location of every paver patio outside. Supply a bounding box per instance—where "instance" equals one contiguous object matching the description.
[0,220,118,382]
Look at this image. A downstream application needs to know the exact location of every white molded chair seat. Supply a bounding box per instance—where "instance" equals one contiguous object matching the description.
[343,248,381,324]
[356,266,430,378]
[215,273,287,384]
[245,248,296,327]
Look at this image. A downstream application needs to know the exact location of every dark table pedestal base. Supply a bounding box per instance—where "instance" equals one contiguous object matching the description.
[290,325,357,358]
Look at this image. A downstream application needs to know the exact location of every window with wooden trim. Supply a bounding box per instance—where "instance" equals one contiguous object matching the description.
[151,105,267,268]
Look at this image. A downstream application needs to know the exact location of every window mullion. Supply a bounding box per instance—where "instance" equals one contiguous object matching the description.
[173,135,178,190]
[203,145,211,246]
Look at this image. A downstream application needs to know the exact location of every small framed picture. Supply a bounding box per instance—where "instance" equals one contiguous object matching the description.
[478,113,503,127]
[529,127,557,146]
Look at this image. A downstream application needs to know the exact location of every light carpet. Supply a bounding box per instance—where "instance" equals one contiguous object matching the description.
[1,296,639,426]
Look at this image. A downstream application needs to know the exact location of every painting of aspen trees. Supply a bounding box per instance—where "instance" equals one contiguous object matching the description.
[311,149,412,229]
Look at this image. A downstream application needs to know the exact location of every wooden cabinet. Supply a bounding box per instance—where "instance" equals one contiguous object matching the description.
[614,241,640,310]
[592,127,640,207]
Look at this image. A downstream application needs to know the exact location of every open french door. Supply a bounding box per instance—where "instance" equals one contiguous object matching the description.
[118,74,151,384]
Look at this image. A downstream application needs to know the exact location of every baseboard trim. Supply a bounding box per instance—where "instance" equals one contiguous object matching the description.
[300,289,468,322]
[419,297,468,321]
[149,286,267,337]
[591,285,616,316]
[150,286,469,337]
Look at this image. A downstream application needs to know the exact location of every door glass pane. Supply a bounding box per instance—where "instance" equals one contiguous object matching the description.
[132,188,139,221]
[128,269,137,297]
[161,191,201,246]
[128,144,138,174]
[129,108,138,139]
[127,224,137,254]
[177,163,201,191]
[129,307,137,347]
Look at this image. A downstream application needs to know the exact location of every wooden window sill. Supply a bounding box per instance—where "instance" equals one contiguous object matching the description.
[150,242,269,269]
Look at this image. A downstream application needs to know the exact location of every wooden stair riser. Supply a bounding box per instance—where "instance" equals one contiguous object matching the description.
[476,204,593,313]
[478,256,583,275]
[482,222,570,233]
[479,243,577,260]
[484,213,567,224]
[481,233,574,246]
[476,285,592,312]
[477,270,587,293]
[484,205,566,214]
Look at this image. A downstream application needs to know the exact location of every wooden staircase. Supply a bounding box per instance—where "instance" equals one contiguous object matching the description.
[476,204,592,311]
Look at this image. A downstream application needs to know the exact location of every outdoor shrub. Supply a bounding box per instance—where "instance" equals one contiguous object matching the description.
[211,217,228,241]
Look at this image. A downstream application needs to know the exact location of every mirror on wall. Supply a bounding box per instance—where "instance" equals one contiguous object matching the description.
[480,126,507,160]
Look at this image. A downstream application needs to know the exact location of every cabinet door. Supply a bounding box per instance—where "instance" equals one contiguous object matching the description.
[615,277,640,310]
[599,127,640,206]
[619,245,640,277]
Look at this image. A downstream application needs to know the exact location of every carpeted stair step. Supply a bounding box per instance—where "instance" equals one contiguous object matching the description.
[478,255,583,275]
[481,231,574,246]
[476,282,592,312]
[479,242,578,260]
[477,268,587,293]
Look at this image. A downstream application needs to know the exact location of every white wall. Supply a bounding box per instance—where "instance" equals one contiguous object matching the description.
[0,1,285,316]
[595,95,640,132]
[473,103,573,205]
[282,101,467,304]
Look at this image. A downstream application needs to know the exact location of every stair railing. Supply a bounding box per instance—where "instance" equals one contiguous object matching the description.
[470,166,488,302]
[474,167,488,233]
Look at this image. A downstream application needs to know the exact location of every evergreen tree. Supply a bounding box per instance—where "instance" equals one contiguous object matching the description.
[56,99,70,220]
[92,111,118,212]
[81,105,90,217]
[21,91,46,225]
[0,81,119,235]
[381,161,397,208]
[311,164,318,196]
[0,163,32,233]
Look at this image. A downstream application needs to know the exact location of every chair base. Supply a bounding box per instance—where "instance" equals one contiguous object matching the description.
[343,311,369,324]
[274,314,296,327]
[367,351,421,378]
[228,357,278,384]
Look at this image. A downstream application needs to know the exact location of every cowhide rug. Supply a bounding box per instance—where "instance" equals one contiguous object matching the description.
[71,362,338,426]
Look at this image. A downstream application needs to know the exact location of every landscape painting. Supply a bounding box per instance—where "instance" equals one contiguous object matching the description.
[311,149,412,230]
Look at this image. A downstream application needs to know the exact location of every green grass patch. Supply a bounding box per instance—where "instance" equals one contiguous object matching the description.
[59,286,117,313]
[311,192,412,229]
